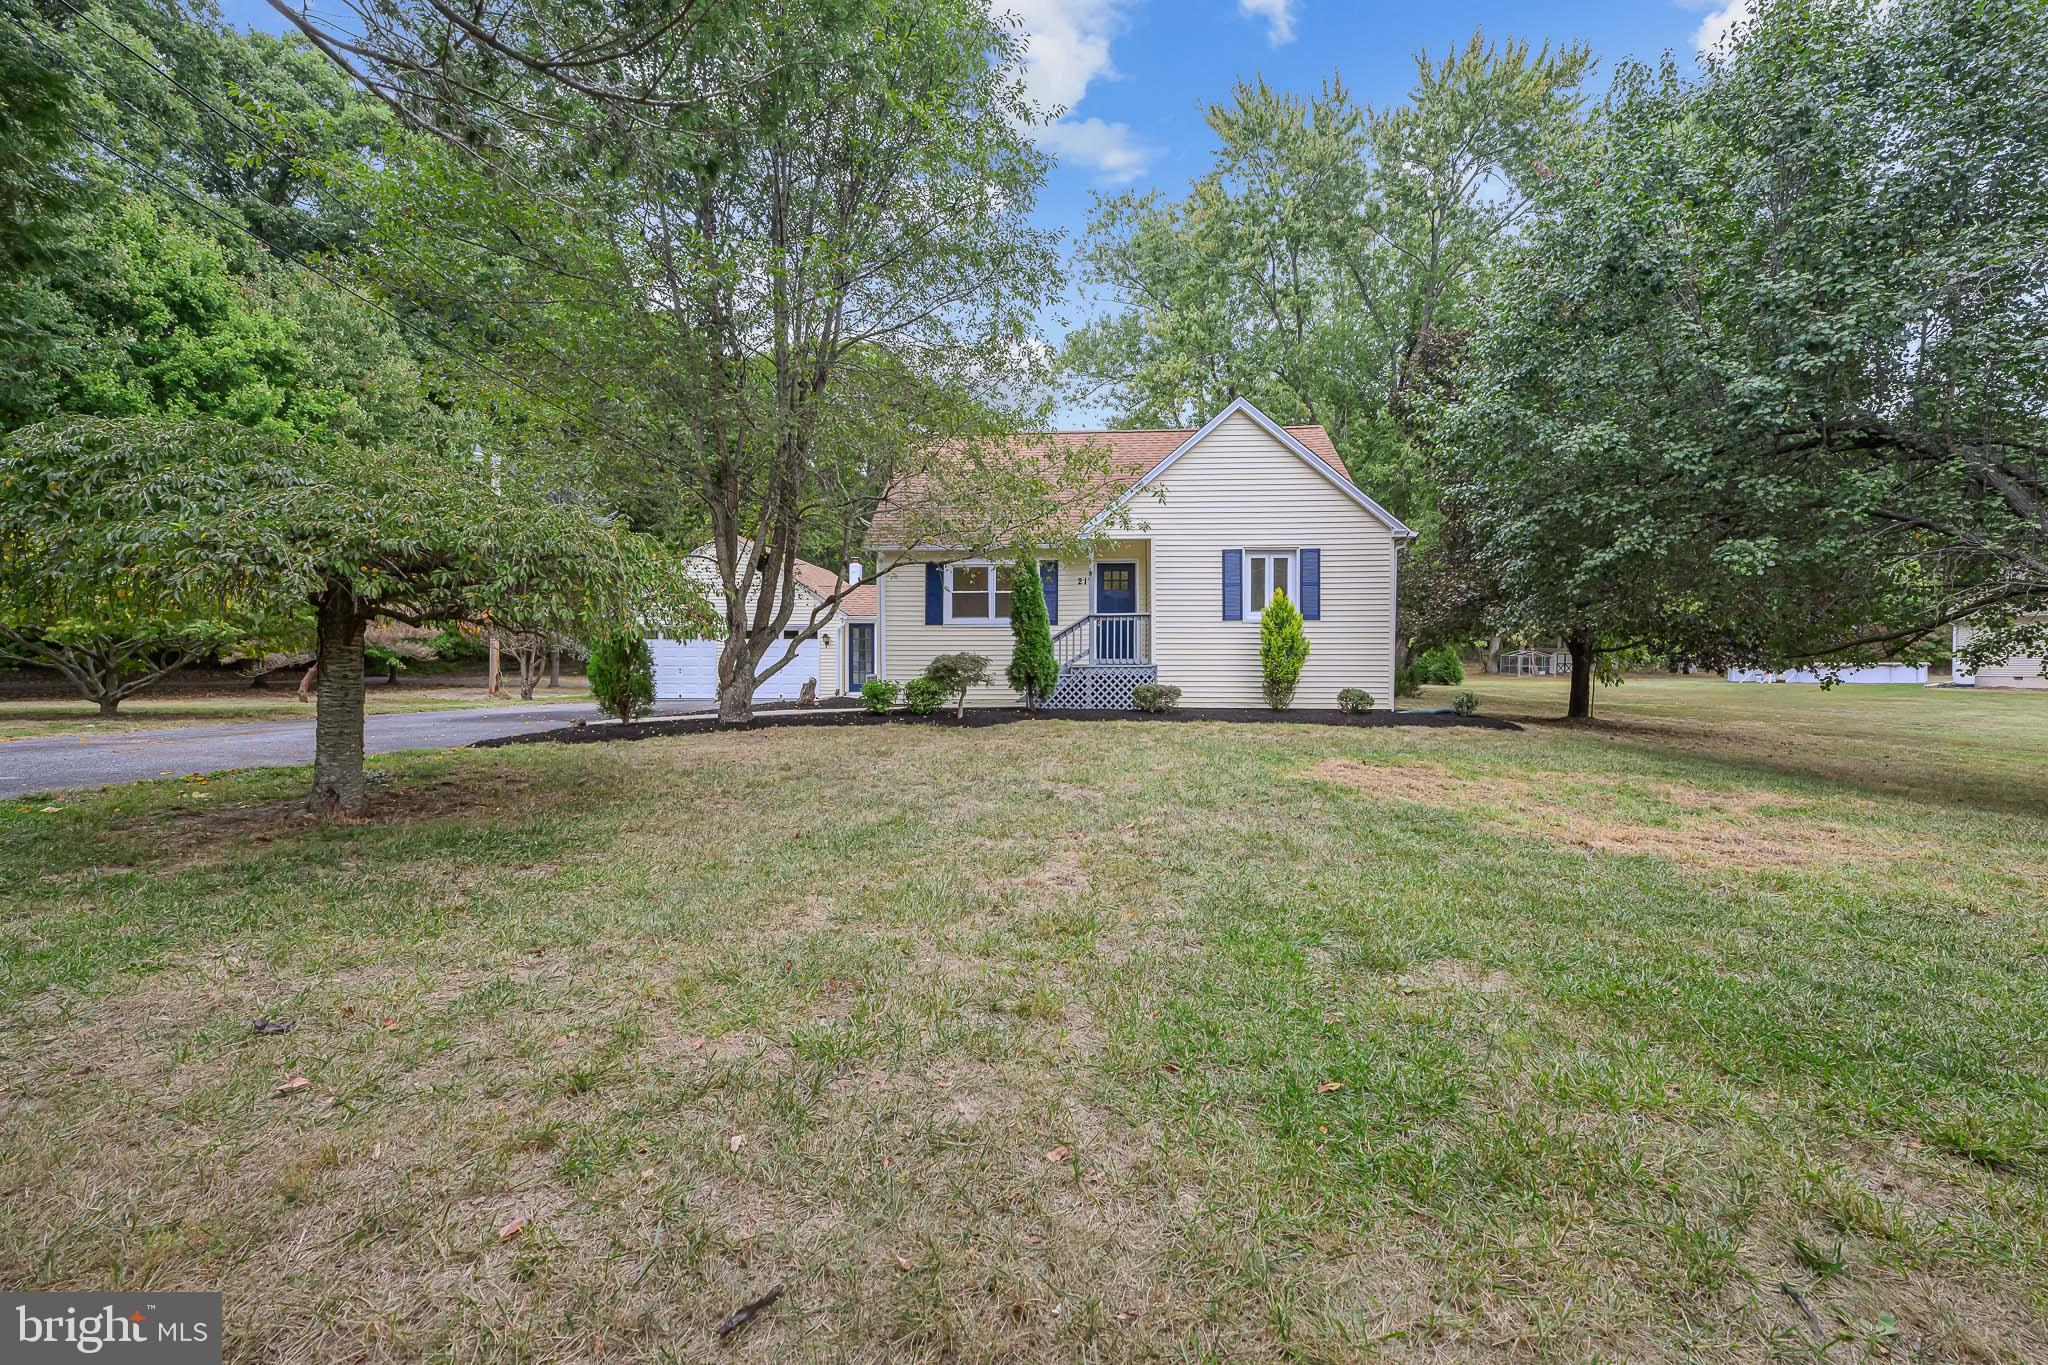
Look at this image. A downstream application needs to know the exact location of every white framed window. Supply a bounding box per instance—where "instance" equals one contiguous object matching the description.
[1244,549,1295,615]
[946,561,1013,623]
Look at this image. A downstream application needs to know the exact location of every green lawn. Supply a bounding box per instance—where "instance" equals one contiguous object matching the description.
[0,684,593,740]
[2,680,2045,1360]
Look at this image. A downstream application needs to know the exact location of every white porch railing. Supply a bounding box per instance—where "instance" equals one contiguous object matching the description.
[1051,613,1152,667]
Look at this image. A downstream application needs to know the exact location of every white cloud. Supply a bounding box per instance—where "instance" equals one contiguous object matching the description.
[1001,1,1159,183]
[1004,0,1124,115]
[1036,117,1158,185]
[1237,0,1298,46]
[1691,0,1758,53]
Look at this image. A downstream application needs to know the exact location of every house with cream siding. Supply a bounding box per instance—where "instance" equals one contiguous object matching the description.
[1953,617,2048,690]
[863,399,1414,709]
[647,544,877,703]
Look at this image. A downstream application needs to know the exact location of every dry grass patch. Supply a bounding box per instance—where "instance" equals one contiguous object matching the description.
[1396,958,1518,996]
[1018,842,1092,897]
[1305,757,1931,871]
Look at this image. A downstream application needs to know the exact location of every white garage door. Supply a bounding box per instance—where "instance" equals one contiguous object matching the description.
[649,634,820,702]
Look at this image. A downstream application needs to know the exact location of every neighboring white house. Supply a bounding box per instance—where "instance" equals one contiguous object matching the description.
[647,545,878,703]
[1953,617,2048,690]
[1726,664,1929,685]
[861,398,1415,709]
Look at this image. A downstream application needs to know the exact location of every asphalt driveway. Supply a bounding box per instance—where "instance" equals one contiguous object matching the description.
[0,700,711,799]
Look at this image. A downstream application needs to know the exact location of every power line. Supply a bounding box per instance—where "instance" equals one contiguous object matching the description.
[48,0,594,228]
[3,8,683,479]
[35,0,595,345]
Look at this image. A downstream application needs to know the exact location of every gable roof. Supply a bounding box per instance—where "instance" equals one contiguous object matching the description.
[1091,398,1413,538]
[687,541,876,618]
[863,399,1411,547]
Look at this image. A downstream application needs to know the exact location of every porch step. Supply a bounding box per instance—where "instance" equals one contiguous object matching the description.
[1045,663,1157,710]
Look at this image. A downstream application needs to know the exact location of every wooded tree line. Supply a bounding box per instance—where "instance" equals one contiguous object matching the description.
[1067,0,2048,715]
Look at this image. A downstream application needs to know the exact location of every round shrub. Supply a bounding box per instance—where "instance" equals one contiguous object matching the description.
[1413,644,1466,686]
[860,678,900,714]
[587,634,654,722]
[1451,689,1479,716]
[1132,682,1180,713]
[1336,687,1374,713]
[904,676,946,715]
[923,652,992,717]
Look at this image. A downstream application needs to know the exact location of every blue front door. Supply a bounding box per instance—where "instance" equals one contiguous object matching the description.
[1095,563,1138,661]
[846,623,875,688]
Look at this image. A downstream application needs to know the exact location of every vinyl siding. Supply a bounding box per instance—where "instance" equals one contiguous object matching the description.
[1954,621,2048,690]
[874,554,1115,703]
[1143,410,1397,707]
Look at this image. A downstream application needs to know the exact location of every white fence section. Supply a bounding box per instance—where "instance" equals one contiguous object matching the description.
[1725,663,1928,685]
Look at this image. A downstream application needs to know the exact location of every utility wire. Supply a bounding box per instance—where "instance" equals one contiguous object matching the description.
[2,8,683,481]
[50,0,599,227]
[37,0,597,344]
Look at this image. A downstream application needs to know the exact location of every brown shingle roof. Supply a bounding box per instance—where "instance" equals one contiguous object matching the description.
[863,424,1351,548]
[791,558,877,617]
[689,541,877,618]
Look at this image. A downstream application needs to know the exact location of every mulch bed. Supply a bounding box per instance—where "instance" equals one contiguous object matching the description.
[475,705,1521,749]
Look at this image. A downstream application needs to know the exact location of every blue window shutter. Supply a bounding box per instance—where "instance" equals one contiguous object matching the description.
[1040,560,1059,624]
[1299,548,1321,620]
[925,563,943,624]
[1222,549,1243,621]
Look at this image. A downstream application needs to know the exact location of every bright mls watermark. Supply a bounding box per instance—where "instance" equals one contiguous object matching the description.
[2,1294,221,1363]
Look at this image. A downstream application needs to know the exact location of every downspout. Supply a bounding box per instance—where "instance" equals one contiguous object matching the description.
[1389,536,1404,713]
[875,566,887,683]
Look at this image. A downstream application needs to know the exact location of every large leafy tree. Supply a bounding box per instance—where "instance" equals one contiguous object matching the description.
[14,194,385,434]
[3,1,411,436]
[1064,33,1591,662]
[288,0,1094,726]
[1066,34,1591,451]
[0,16,96,427]
[2,0,512,710]
[2,417,704,812]
[1442,0,2048,715]
[0,184,452,709]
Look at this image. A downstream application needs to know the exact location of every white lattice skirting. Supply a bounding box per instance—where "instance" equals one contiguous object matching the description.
[1045,664,1158,710]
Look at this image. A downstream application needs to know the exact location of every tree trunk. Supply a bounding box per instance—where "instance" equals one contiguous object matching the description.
[1485,634,1502,674]
[296,662,318,703]
[717,636,755,726]
[547,644,560,688]
[1566,630,1594,721]
[309,590,368,816]
[98,694,120,717]
[487,628,501,696]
